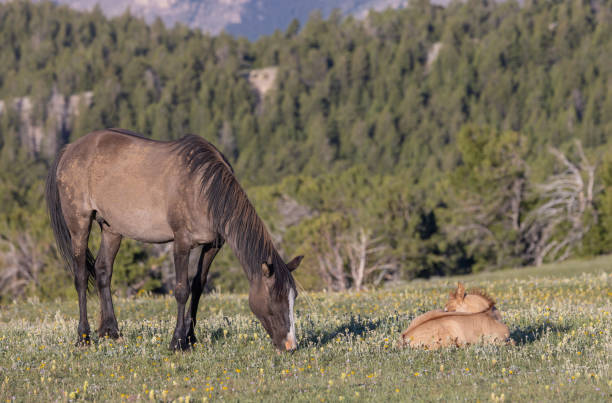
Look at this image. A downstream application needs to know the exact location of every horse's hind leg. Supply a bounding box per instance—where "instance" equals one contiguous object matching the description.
[170,232,192,351]
[66,213,94,345]
[95,224,122,339]
[185,239,224,345]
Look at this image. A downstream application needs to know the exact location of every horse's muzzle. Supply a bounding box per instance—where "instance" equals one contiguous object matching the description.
[284,337,297,351]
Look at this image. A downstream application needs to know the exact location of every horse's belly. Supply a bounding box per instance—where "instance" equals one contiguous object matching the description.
[97,206,174,243]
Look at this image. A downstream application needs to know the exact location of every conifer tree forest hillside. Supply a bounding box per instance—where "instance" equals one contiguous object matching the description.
[0,0,611,299]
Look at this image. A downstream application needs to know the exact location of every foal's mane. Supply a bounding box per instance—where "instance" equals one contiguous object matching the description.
[405,287,498,335]
[466,288,496,309]
[172,134,294,297]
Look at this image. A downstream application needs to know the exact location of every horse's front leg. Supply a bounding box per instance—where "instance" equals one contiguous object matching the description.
[170,233,192,351]
[185,239,224,345]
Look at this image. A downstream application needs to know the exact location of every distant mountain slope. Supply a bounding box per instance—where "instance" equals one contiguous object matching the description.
[1,0,451,39]
[223,0,411,39]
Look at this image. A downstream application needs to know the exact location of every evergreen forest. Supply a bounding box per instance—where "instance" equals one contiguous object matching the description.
[0,0,611,300]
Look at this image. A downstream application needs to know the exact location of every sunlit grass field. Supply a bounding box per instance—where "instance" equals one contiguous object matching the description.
[1,256,611,402]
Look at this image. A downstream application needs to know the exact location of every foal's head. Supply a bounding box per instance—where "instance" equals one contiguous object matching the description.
[248,255,303,352]
[445,282,496,314]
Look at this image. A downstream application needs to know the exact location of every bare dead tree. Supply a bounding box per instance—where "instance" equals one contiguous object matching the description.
[309,224,397,291]
[312,226,348,291]
[449,175,526,268]
[344,228,398,291]
[524,141,597,265]
[446,140,528,268]
[0,233,47,300]
[510,177,526,232]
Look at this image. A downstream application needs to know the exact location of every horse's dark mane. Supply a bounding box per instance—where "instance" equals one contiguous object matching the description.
[107,128,161,141]
[172,134,294,297]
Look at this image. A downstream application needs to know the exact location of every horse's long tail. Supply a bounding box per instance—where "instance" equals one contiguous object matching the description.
[45,147,96,286]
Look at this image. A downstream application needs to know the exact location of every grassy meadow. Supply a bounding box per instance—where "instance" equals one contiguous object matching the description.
[1,257,611,402]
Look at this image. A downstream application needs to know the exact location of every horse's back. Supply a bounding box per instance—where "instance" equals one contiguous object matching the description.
[60,129,168,170]
[56,130,207,243]
[403,310,445,334]
[401,311,460,348]
[403,309,489,335]
[402,315,461,349]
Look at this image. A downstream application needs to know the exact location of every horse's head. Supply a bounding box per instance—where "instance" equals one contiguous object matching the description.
[248,255,303,352]
[445,282,496,314]
[444,282,467,312]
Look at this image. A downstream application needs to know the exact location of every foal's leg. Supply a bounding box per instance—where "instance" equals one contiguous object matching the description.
[67,214,93,345]
[170,233,192,351]
[95,225,122,339]
[185,240,224,345]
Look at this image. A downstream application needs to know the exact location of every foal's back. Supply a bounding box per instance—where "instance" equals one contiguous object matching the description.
[400,310,510,349]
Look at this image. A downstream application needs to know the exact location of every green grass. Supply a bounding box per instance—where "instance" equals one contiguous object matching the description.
[1,257,611,402]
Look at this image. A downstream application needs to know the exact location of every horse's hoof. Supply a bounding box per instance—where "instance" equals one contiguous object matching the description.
[98,328,121,339]
[169,337,191,351]
[186,333,198,347]
[75,334,91,347]
[98,319,121,339]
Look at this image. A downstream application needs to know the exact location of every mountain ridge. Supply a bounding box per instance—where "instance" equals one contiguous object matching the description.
[0,0,453,39]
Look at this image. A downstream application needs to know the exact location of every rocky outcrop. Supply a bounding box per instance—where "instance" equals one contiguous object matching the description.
[246,66,277,113]
[247,66,278,99]
[425,42,443,73]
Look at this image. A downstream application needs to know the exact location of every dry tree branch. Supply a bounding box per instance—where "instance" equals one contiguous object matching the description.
[524,142,598,266]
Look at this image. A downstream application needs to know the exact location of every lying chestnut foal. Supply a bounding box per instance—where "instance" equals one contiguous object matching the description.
[399,283,512,349]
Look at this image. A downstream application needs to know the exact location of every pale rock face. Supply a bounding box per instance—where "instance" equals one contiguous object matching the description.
[246,66,278,113]
[0,90,93,157]
[353,0,408,19]
[248,67,278,99]
[425,42,443,73]
[133,0,180,8]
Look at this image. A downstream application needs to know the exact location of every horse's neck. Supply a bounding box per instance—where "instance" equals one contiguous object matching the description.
[222,216,276,281]
[464,295,493,311]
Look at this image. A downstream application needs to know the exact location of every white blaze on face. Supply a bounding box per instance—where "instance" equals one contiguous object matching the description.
[285,288,296,350]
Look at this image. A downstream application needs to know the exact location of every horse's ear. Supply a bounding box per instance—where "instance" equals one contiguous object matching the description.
[262,262,273,278]
[287,255,303,272]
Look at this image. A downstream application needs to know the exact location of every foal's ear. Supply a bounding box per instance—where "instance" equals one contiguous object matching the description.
[262,262,273,278]
[456,282,465,300]
[287,255,303,272]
